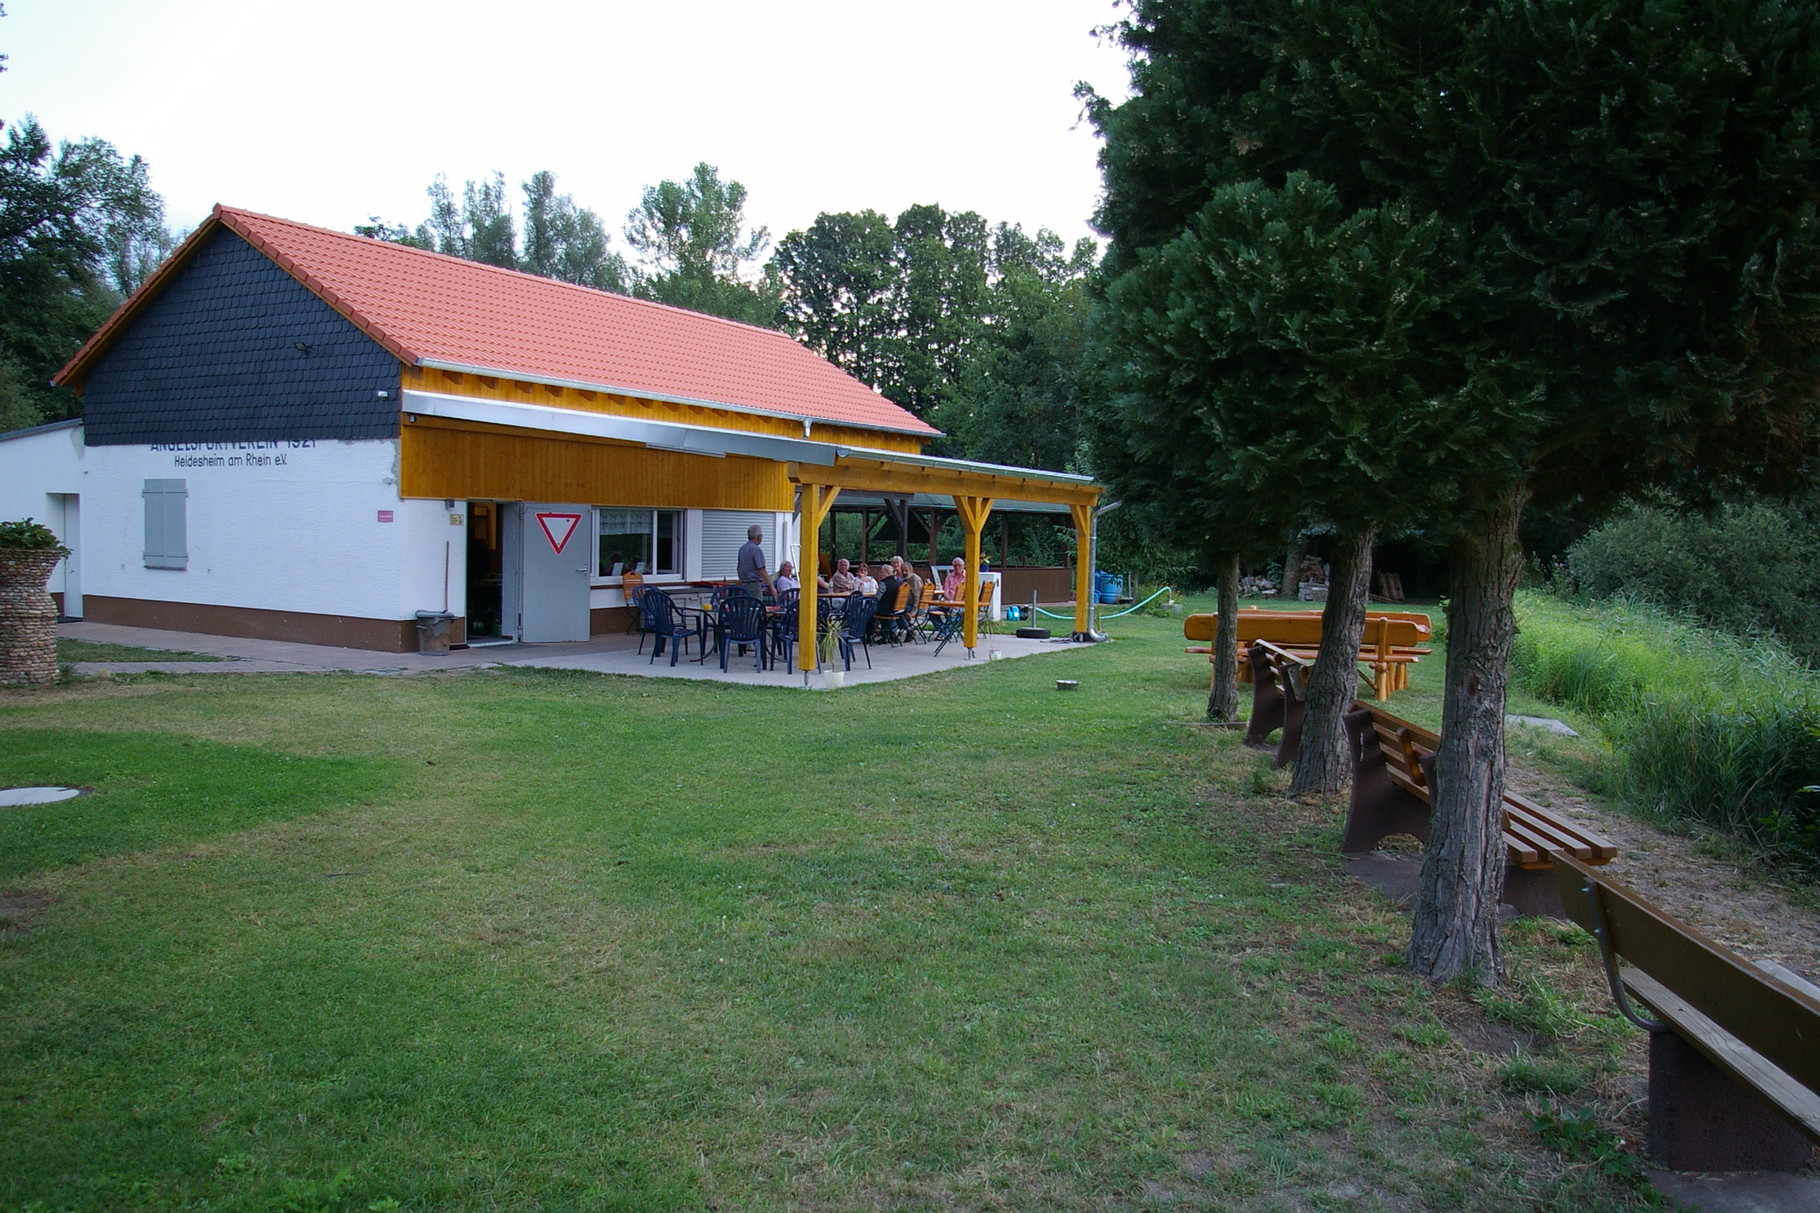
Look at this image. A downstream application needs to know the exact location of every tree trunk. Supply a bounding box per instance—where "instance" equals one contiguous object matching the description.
[1408,482,1530,985]
[1207,551,1242,722]
[1281,533,1306,600]
[1288,525,1375,795]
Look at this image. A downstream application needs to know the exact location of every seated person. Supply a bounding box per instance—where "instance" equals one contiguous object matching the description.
[875,568,904,613]
[890,555,923,603]
[855,564,880,597]
[826,558,859,594]
[941,557,968,602]
[774,562,800,594]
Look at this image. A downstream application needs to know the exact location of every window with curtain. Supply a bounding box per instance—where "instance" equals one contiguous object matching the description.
[596,508,681,578]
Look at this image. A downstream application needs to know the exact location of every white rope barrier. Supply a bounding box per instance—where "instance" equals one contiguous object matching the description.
[1033,585,1176,621]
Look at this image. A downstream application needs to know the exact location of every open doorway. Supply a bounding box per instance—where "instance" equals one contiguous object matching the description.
[465,501,510,642]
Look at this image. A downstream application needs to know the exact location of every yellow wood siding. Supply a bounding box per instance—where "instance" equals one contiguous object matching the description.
[406,366,926,453]
[400,418,793,509]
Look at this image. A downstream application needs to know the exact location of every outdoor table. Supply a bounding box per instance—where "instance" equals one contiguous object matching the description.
[688,595,790,666]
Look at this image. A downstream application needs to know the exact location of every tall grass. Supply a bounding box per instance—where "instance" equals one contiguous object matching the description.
[1512,591,1820,872]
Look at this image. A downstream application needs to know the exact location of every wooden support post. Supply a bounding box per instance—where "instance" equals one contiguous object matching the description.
[954,494,994,652]
[1069,503,1093,636]
[886,496,910,560]
[797,483,840,673]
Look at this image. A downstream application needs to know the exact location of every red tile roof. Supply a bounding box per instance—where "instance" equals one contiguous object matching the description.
[60,205,941,439]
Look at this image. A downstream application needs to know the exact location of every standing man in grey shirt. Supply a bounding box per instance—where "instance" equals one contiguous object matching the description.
[737,524,775,601]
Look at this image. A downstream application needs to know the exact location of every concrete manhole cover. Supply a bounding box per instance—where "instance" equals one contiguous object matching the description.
[0,786,84,807]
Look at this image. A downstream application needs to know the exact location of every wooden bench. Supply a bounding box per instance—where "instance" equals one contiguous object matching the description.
[1340,703,1616,917]
[1184,609,1431,700]
[1553,853,1819,1171]
[1243,641,1311,768]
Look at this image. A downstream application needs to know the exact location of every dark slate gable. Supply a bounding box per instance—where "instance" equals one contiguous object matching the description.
[82,228,401,445]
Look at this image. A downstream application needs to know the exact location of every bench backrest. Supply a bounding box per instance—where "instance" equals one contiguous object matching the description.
[1553,853,1820,1109]
[1253,640,1311,695]
[1346,703,1615,866]
[1186,611,1427,648]
[1352,702,1441,763]
[1184,611,1326,644]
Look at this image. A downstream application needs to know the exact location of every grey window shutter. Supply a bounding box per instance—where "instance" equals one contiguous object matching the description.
[143,479,188,569]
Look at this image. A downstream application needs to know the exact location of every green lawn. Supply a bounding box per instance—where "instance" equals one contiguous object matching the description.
[1,606,1657,1212]
[55,638,231,663]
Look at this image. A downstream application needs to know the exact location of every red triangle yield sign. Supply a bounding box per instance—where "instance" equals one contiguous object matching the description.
[536,512,582,554]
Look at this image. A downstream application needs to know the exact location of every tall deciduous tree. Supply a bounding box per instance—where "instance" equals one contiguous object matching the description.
[1087,0,1820,982]
[776,205,1097,464]
[360,170,627,291]
[773,209,901,389]
[398,172,519,269]
[623,162,779,326]
[1,115,172,429]
[953,225,1097,470]
[520,171,627,291]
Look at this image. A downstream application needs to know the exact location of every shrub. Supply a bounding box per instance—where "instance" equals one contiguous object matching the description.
[1562,496,1820,664]
[0,518,67,551]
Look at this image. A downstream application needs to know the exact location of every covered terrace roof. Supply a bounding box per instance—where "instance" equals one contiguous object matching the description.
[398,388,1100,509]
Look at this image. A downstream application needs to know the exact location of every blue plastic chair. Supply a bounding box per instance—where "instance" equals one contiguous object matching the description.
[769,590,800,671]
[642,588,704,666]
[718,594,770,673]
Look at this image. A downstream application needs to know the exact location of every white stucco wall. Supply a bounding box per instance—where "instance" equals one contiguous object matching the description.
[1,423,792,624]
[0,423,86,609]
[0,429,461,622]
[0,423,85,521]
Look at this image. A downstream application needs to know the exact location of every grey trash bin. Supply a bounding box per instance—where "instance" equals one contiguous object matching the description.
[414,610,455,654]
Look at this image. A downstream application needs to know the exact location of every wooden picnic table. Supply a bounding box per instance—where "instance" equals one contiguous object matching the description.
[1183,609,1431,699]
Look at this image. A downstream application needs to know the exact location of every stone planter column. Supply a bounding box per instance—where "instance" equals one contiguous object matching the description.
[0,549,64,686]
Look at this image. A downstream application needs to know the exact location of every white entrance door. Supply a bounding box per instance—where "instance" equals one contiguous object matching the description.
[52,493,81,618]
[513,503,592,642]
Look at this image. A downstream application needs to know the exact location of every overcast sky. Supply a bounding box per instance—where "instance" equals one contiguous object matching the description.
[3,0,1133,258]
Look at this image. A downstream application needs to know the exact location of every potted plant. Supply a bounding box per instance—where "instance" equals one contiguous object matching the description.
[817,611,847,688]
[0,518,70,687]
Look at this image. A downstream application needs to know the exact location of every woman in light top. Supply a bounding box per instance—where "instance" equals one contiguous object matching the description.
[855,564,880,597]
[774,562,800,593]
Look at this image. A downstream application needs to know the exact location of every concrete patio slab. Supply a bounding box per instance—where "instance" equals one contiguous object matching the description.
[55,620,1093,686]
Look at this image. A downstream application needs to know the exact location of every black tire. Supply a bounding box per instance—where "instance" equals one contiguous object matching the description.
[1015,626,1051,640]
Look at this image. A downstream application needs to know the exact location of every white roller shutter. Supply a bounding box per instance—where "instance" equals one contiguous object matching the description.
[700,510,773,580]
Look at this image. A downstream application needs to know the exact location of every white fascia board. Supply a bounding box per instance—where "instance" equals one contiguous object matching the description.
[400,389,838,466]
[832,443,1098,487]
[832,489,1072,515]
[414,358,942,442]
